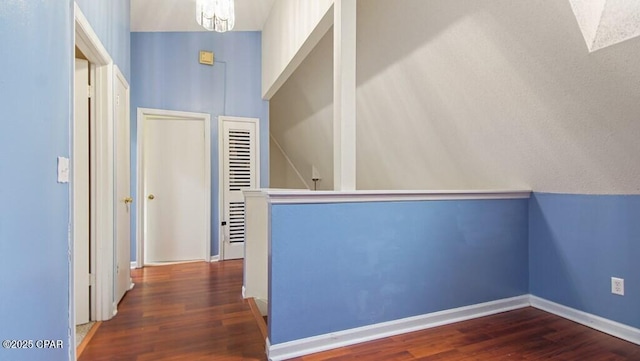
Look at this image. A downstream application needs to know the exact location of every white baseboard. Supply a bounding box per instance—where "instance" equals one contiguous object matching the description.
[530,295,640,345]
[130,261,137,269]
[210,255,220,262]
[242,286,247,299]
[255,298,268,316]
[267,295,529,361]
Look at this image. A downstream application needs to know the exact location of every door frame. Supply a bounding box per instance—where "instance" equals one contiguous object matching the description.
[114,64,133,303]
[73,2,116,329]
[218,116,261,261]
[73,57,91,326]
[136,108,212,267]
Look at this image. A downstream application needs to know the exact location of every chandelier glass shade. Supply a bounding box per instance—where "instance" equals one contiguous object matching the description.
[196,0,235,33]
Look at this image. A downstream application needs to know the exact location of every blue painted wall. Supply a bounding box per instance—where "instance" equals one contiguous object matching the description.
[0,2,129,360]
[268,199,529,344]
[0,2,72,360]
[530,192,640,329]
[130,31,269,259]
[75,0,131,80]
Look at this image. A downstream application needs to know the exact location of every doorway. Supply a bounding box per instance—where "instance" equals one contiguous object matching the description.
[72,5,122,358]
[73,56,91,326]
[136,108,211,266]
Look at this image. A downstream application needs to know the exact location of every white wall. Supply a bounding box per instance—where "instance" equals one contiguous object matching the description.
[270,136,308,189]
[355,0,640,194]
[262,0,334,98]
[270,29,334,190]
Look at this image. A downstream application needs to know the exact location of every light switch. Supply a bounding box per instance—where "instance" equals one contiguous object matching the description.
[57,156,70,183]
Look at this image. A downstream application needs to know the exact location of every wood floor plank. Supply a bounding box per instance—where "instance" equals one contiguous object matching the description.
[290,308,640,360]
[79,261,266,361]
[80,261,640,360]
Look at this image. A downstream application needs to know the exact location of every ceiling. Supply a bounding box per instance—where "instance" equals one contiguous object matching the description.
[131,0,275,32]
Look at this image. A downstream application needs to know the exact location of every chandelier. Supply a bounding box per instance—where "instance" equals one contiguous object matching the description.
[196,0,235,33]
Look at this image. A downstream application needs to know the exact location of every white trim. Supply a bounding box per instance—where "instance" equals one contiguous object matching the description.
[136,108,212,267]
[265,294,640,360]
[333,0,357,191]
[73,2,116,335]
[113,64,131,310]
[267,295,530,361]
[218,116,261,261]
[130,261,137,269]
[218,119,223,260]
[242,286,247,299]
[269,134,310,189]
[74,4,111,65]
[210,255,220,262]
[530,296,640,345]
[244,189,532,205]
[135,108,144,269]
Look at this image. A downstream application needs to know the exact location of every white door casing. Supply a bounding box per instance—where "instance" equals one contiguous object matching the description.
[136,108,211,265]
[114,66,131,304]
[74,58,91,325]
[219,116,260,260]
[73,5,117,346]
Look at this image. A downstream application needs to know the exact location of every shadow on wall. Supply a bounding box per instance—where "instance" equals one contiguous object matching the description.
[529,193,640,329]
[355,0,640,192]
[357,0,476,86]
[270,28,334,190]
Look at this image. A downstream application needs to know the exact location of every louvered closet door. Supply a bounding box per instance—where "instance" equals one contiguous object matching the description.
[222,118,258,260]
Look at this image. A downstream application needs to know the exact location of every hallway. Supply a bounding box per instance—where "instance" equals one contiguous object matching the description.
[78,259,640,360]
[79,261,266,360]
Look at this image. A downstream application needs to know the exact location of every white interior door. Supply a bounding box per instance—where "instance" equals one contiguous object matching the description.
[74,58,90,325]
[221,117,259,260]
[144,114,210,264]
[114,68,131,304]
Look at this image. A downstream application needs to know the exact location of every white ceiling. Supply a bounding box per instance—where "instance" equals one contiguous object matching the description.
[131,0,275,32]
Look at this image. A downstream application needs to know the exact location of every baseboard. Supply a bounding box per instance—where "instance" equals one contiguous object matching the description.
[130,261,137,269]
[530,295,640,345]
[210,255,220,262]
[248,297,268,341]
[267,295,529,361]
[255,298,268,316]
[242,286,246,299]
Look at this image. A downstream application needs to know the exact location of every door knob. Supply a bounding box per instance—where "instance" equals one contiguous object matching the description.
[148,194,155,200]
[124,197,133,204]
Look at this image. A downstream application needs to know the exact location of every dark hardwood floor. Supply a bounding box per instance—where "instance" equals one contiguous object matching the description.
[80,261,640,360]
[79,260,266,361]
[294,307,640,360]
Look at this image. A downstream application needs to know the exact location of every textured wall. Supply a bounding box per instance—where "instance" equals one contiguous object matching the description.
[131,31,269,258]
[270,138,308,189]
[0,1,130,359]
[270,29,334,190]
[262,0,334,97]
[0,3,72,359]
[530,193,640,329]
[356,0,640,194]
[269,198,529,344]
[570,0,640,52]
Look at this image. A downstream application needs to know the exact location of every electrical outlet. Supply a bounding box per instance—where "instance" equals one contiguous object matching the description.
[612,277,624,296]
